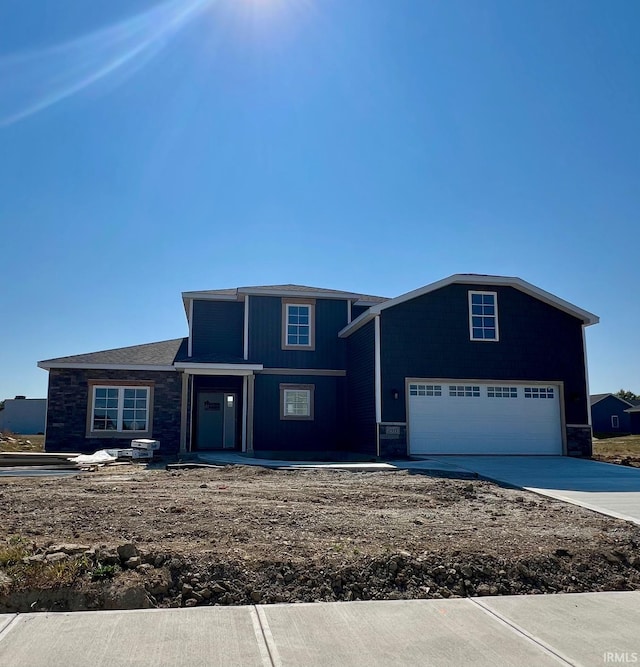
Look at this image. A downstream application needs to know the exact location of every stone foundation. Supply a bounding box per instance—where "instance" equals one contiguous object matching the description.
[566,425,593,457]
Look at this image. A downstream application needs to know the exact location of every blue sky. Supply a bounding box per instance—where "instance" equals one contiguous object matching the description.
[1,0,638,400]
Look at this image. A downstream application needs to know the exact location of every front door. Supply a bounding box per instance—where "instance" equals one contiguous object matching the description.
[196,392,236,450]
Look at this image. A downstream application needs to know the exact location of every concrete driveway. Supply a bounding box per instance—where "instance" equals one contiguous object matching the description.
[431,456,640,525]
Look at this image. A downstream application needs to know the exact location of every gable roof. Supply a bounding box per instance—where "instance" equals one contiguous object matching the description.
[339,274,599,338]
[182,284,387,306]
[590,393,638,408]
[38,338,187,370]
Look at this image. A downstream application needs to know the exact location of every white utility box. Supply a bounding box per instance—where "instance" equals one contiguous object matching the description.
[131,439,160,452]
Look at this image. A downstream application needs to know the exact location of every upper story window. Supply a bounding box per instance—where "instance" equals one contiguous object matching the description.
[282,300,315,350]
[469,291,499,341]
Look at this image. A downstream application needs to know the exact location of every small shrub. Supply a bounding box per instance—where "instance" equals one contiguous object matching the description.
[91,564,117,581]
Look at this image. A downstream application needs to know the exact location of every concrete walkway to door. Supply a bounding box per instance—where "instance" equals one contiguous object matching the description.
[431,456,640,525]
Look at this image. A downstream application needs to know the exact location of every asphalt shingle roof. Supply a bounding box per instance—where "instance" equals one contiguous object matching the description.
[40,338,187,366]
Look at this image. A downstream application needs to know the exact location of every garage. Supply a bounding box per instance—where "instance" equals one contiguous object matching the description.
[408,381,563,455]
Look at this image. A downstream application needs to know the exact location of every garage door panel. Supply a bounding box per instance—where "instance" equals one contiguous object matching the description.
[408,382,562,455]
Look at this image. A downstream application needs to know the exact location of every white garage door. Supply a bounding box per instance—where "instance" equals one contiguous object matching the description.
[408,382,563,455]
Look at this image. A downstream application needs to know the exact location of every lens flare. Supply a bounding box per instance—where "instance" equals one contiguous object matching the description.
[0,0,215,126]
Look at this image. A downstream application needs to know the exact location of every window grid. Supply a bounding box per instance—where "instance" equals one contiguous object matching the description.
[524,387,555,399]
[449,385,480,398]
[283,390,311,417]
[286,305,311,346]
[409,384,442,397]
[470,292,498,341]
[487,386,518,398]
[92,386,149,432]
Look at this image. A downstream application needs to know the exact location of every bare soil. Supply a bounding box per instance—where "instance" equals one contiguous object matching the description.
[1,466,640,612]
[593,435,640,468]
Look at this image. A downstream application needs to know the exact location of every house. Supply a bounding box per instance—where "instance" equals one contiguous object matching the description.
[0,397,47,435]
[38,275,599,458]
[590,393,640,435]
[624,406,640,435]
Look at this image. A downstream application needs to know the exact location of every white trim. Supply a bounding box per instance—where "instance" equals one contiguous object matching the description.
[625,406,640,413]
[259,368,346,376]
[611,415,620,429]
[468,291,499,342]
[339,274,599,337]
[176,363,262,377]
[38,362,176,371]
[240,287,363,300]
[188,298,194,358]
[282,301,315,350]
[247,374,255,453]
[347,300,352,324]
[243,295,250,360]
[242,376,248,453]
[182,292,238,301]
[374,315,381,424]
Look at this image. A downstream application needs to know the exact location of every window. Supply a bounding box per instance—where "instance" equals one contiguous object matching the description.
[611,415,619,429]
[524,387,555,399]
[90,385,150,433]
[487,386,518,398]
[280,384,314,420]
[449,385,480,397]
[282,301,315,350]
[469,291,499,341]
[409,384,442,396]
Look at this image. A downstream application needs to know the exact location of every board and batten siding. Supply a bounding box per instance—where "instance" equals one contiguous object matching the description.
[380,284,589,426]
[252,374,345,453]
[346,320,377,455]
[248,296,348,369]
[191,300,244,359]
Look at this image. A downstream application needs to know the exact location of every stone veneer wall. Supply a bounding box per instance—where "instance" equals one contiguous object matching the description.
[45,368,182,454]
[566,425,593,457]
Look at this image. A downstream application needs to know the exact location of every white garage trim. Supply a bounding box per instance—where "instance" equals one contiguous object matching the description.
[405,378,566,456]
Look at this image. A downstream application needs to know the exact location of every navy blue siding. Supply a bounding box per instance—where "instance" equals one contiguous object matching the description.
[191,300,244,359]
[351,305,370,320]
[591,396,632,433]
[346,321,377,455]
[380,284,589,425]
[252,374,345,452]
[630,413,640,435]
[249,296,348,369]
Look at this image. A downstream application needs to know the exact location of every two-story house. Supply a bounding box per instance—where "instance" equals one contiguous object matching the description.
[39,275,599,458]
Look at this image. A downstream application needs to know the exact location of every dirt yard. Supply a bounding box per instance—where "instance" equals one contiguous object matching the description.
[1,466,640,612]
[593,435,640,468]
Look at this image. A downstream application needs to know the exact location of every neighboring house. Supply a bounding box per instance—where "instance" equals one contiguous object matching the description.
[624,406,640,435]
[38,275,598,458]
[0,397,47,434]
[590,394,640,434]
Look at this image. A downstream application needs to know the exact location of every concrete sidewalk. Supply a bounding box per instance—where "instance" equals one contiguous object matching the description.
[431,456,640,525]
[193,451,478,478]
[1,592,638,666]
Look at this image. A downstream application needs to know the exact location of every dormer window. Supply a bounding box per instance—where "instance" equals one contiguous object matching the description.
[282,300,315,350]
[469,291,499,341]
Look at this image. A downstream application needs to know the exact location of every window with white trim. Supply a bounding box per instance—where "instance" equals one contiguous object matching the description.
[487,386,518,398]
[469,291,498,341]
[282,302,315,349]
[409,384,442,396]
[280,384,314,420]
[91,386,149,432]
[524,387,555,399]
[611,415,619,429]
[449,385,480,397]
